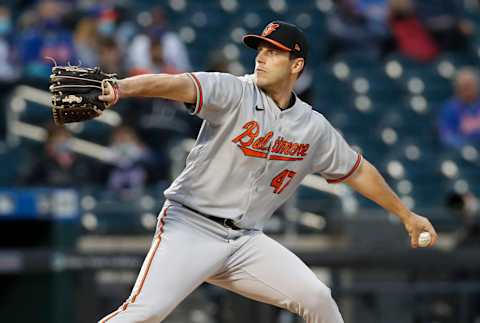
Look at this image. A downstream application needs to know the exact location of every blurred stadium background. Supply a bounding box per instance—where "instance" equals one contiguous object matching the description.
[0,0,480,322]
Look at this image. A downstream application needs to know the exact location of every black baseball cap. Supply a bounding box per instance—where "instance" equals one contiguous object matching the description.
[243,21,308,62]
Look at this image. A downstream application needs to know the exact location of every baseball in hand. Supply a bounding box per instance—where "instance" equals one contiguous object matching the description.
[418,232,432,247]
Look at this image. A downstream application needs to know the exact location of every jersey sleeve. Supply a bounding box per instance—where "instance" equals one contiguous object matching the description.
[312,116,363,183]
[186,72,244,125]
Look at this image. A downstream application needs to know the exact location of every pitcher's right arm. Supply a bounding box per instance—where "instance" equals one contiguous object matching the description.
[101,72,245,127]
[99,73,197,106]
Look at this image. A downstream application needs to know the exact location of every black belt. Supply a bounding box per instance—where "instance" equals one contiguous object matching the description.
[181,204,242,231]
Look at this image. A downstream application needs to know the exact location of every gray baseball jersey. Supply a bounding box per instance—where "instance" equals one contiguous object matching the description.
[165,72,362,229]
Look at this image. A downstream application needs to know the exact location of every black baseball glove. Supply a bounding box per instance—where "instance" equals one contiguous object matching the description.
[49,65,118,125]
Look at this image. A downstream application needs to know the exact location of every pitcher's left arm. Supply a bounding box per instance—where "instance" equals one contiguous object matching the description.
[344,158,438,248]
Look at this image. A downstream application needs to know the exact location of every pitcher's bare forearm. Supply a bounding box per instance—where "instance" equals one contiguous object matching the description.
[117,73,196,104]
[344,158,438,247]
[344,159,411,221]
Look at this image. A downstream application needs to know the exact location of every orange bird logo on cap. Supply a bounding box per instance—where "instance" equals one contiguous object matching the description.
[261,23,280,37]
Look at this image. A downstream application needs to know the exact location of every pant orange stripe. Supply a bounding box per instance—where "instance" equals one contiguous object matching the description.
[99,307,122,323]
[131,207,169,303]
[99,206,170,321]
[131,236,161,303]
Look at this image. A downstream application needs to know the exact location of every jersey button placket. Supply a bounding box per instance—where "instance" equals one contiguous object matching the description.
[278,113,284,131]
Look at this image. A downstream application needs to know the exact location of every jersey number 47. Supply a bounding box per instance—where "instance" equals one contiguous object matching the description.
[271,169,296,194]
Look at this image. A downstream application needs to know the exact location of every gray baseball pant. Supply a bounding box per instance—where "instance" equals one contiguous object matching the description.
[99,201,344,323]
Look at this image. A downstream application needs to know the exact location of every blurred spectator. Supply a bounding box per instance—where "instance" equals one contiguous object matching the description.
[326,0,388,59]
[0,6,19,81]
[20,125,92,187]
[446,190,480,322]
[98,36,127,76]
[127,6,191,73]
[387,0,439,62]
[128,36,178,75]
[414,0,473,51]
[151,38,178,74]
[16,0,76,78]
[104,126,156,199]
[206,51,232,73]
[446,191,480,247]
[73,17,100,67]
[357,0,388,24]
[112,6,138,50]
[438,68,480,149]
[96,7,117,38]
[74,6,135,71]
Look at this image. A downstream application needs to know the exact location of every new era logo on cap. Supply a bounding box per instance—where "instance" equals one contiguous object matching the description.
[243,21,308,62]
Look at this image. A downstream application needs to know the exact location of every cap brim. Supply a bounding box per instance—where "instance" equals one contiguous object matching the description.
[242,35,291,52]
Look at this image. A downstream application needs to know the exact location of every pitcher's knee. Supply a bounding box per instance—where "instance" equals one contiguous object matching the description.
[301,284,336,314]
[134,303,170,322]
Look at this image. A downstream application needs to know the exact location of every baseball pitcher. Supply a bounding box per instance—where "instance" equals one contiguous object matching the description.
[51,21,438,323]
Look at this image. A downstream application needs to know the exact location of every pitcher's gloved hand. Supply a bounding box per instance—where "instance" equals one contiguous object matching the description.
[49,65,118,125]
